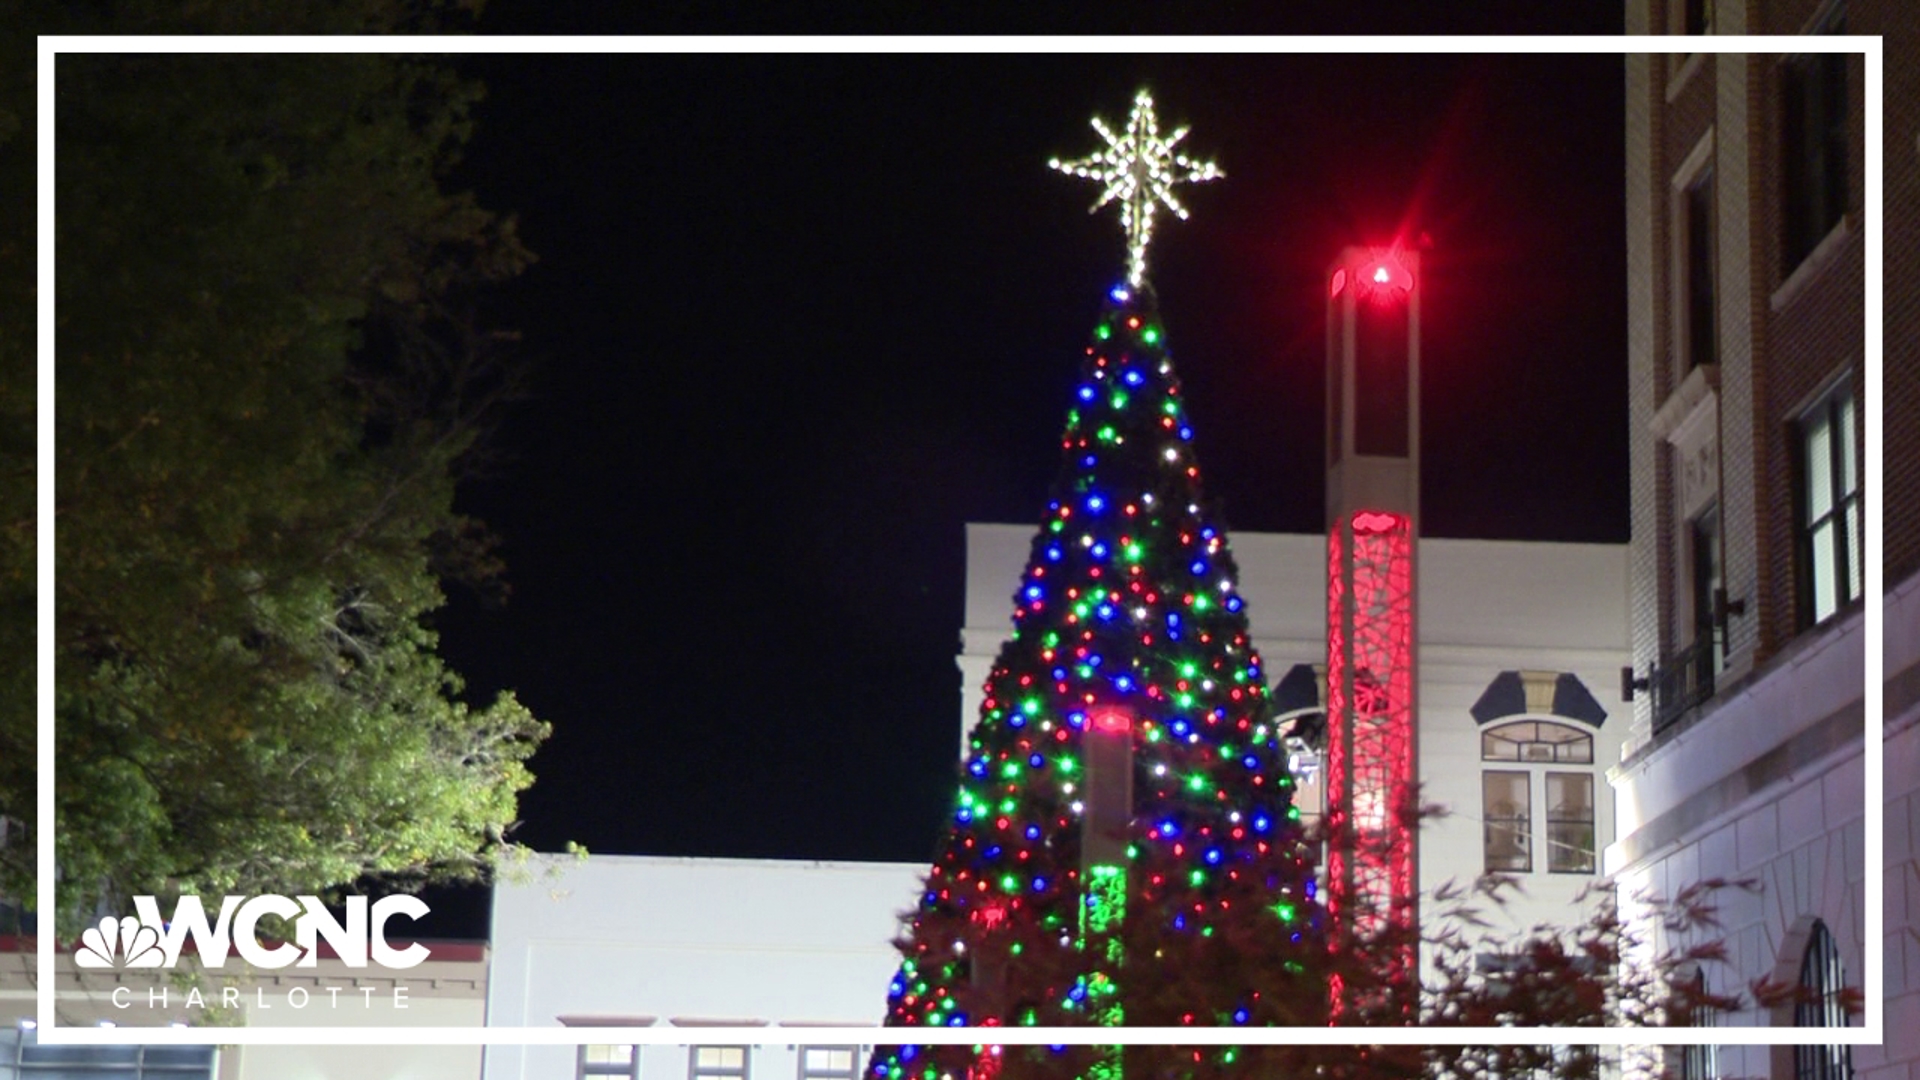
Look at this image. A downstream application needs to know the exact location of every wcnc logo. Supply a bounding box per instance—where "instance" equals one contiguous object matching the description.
[74,895,430,971]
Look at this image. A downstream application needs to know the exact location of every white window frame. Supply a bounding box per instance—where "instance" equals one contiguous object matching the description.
[690,1045,751,1080]
[1479,719,1600,876]
[1795,378,1861,628]
[1668,128,1716,381]
[796,1045,863,1080]
[578,1043,641,1080]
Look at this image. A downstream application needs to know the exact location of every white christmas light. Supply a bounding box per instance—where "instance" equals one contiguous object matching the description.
[1049,89,1223,288]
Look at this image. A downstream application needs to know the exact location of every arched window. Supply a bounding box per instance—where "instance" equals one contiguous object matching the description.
[1480,721,1596,874]
[1793,920,1852,1080]
[1679,965,1717,1080]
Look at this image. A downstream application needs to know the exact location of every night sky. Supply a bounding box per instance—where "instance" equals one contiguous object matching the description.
[418,46,1629,925]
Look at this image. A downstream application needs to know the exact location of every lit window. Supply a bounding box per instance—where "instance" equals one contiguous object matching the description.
[1545,772,1596,874]
[1780,13,1849,274]
[1796,384,1860,627]
[1793,920,1853,1080]
[691,1045,750,1080]
[798,1046,862,1080]
[1482,771,1531,873]
[1480,720,1592,764]
[1481,721,1599,876]
[579,1044,640,1080]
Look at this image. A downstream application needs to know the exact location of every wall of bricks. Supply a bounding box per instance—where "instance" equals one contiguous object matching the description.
[1750,38,1868,660]
[1626,48,1660,745]
[1619,5,1901,1076]
[1875,2,1920,584]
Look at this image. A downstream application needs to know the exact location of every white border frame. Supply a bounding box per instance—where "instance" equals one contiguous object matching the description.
[34,34,1884,1047]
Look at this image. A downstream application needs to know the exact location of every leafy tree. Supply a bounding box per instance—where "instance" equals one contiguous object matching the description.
[0,2,38,895]
[3,16,548,929]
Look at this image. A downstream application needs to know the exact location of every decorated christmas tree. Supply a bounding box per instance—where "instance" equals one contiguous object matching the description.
[871,92,1324,1080]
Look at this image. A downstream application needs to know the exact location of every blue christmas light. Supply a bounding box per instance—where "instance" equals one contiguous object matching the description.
[1190,559,1208,575]
[1026,825,1042,840]
[1251,813,1271,833]
[1124,369,1144,386]
[1086,494,1106,512]
[1025,585,1044,601]
[1205,848,1224,865]
[1078,385,1096,401]
[1046,544,1063,562]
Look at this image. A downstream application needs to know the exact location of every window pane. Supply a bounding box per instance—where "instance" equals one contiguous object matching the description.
[1794,921,1854,1080]
[1483,772,1531,872]
[19,1043,141,1064]
[1482,721,1592,764]
[1481,730,1519,760]
[1547,773,1596,873]
[801,1047,859,1079]
[1838,395,1856,495]
[141,1045,218,1067]
[1846,500,1860,603]
[1812,519,1838,622]
[1805,413,1833,518]
[1687,175,1715,368]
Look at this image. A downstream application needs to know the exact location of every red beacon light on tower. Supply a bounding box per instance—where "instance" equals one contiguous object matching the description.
[1329,252,1415,303]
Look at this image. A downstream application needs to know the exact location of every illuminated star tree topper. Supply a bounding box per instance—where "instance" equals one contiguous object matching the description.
[1049,89,1224,288]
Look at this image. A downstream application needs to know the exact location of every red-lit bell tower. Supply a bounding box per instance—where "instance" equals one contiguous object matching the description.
[1324,247,1419,1020]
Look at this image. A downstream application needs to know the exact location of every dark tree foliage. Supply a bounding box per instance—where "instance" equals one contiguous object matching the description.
[3,2,551,929]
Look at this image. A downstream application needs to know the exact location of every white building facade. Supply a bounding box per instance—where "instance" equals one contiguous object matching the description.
[482,856,921,1080]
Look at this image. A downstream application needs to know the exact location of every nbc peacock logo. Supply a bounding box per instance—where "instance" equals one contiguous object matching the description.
[74,915,166,968]
[68,895,431,971]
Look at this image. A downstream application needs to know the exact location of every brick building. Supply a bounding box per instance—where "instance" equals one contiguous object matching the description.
[1614,6,1917,1079]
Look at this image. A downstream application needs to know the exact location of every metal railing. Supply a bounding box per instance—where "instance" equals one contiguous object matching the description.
[1652,638,1717,733]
